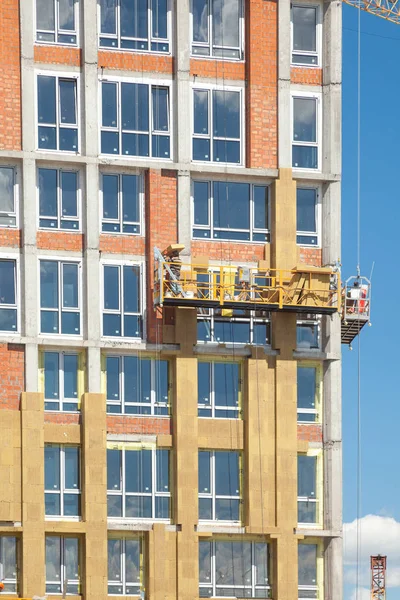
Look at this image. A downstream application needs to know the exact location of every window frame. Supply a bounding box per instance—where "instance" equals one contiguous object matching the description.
[198,450,242,523]
[35,0,80,46]
[42,350,82,412]
[0,254,20,335]
[297,450,323,528]
[298,540,323,600]
[191,178,270,243]
[98,0,171,54]
[38,256,82,338]
[107,535,144,596]
[37,166,81,232]
[191,83,245,166]
[296,185,321,247]
[199,539,271,598]
[0,165,18,229]
[106,445,171,522]
[99,77,173,160]
[100,171,144,236]
[190,0,244,61]
[198,360,241,419]
[36,70,80,155]
[105,354,170,415]
[45,535,80,596]
[0,536,17,595]
[297,361,322,424]
[296,315,321,352]
[290,3,322,67]
[45,444,81,519]
[291,91,322,172]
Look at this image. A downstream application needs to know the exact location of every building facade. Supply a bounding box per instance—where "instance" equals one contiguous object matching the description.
[0,1,342,599]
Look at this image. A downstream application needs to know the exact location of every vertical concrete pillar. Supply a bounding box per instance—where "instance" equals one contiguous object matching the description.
[82,393,108,600]
[277,0,292,168]
[20,393,45,598]
[147,524,177,600]
[173,308,198,600]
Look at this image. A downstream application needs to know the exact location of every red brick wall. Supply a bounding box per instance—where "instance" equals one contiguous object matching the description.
[44,413,81,425]
[191,241,265,262]
[0,344,24,410]
[245,0,277,168]
[145,169,178,343]
[34,45,82,67]
[0,229,21,248]
[298,247,322,267]
[99,51,173,74]
[37,232,84,252]
[99,235,145,255]
[190,60,245,80]
[0,0,21,150]
[297,423,323,443]
[291,67,323,86]
[107,415,172,435]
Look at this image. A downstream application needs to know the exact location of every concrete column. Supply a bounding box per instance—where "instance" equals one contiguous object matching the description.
[277,0,292,168]
[20,393,45,598]
[82,393,108,600]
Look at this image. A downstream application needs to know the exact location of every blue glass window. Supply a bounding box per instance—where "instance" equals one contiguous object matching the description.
[102,173,141,234]
[108,537,143,596]
[297,187,318,245]
[292,96,318,170]
[37,75,78,152]
[40,260,80,335]
[45,445,80,517]
[36,0,78,45]
[198,451,241,521]
[44,351,79,412]
[103,264,142,338]
[198,361,240,419]
[0,167,17,227]
[0,259,17,333]
[45,536,80,595]
[38,168,79,230]
[192,0,242,59]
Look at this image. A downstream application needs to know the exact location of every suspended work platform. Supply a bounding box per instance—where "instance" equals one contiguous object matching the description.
[341,276,371,345]
[154,247,340,315]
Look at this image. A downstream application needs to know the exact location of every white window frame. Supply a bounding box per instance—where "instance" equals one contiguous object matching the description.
[43,350,80,412]
[297,362,322,424]
[45,444,81,519]
[37,166,81,232]
[191,82,245,166]
[101,260,145,341]
[107,446,171,522]
[191,179,270,243]
[290,3,322,67]
[100,171,144,236]
[38,256,83,338]
[98,0,171,54]
[296,184,321,247]
[297,450,323,528]
[99,76,173,161]
[105,354,170,415]
[199,540,271,597]
[36,70,81,155]
[0,537,17,595]
[198,360,241,419]
[0,165,19,229]
[198,450,241,523]
[298,541,323,600]
[0,253,20,336]
[107,536,144,596]
[190,0,244,61]
[45,535,80,596]
[291,91,322,172]
[35,0,80,46]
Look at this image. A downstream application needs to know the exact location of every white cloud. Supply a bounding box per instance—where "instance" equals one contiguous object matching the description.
[348,587,370,600]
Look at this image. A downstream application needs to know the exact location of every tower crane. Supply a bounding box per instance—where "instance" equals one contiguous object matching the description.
[371,555,387,600]
[343,0,400,25]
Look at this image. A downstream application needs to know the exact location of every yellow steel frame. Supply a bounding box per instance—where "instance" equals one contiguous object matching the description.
[154,261,340,315]
[343,0,400,25]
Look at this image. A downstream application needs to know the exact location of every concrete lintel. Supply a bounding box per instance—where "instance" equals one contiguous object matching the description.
[107,434,157,444]
[295,528,342,538]
[196,524,245,534]
[293,171,341,182]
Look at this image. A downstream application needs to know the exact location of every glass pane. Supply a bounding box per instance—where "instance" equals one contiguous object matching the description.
[125,495,152,518]
[293,145,318,170]
[65,447,79,489]
[102,174,119,221]
[40,261,58,309]
[255,543,269,586]
[199,541,212,584]
[293,98,317,143]
[104,266,120,310]
[215,451,240,496]
[45,493,60,515]
[156,450,169,492]
[214,320,250,344]
[297,188,316,233]
[122,83,149,132]
[65,537,79,581]
[108,538,122,582]
[198,451,210,494]
[293,6,317,52]
[121,0,148,38]
[104,313,122,337]
[2,537,17,581]
[193,138,210,161]
[199,497,212,520]
[46,536,61,583]
[41,310,59,334]
[213,139,240,163]
[254,185,268,230]
[125,539,141,583]
[215,541,251,586]
[194,90,209,135]
[298,544,317,586]
[64,354,78,400]
[193,181,209,226]
[59,0,75,30]
[62,263,78,308]
[107,356,120,401]
[45,446,60,490]
[213,182,249,230]
[298,501,317,524]
[198,362,211,407]
[155,360,169,404]
[0,167,14,214]
[61,172,78,218]
[213,0,240,48]
[124,356,150,403]
[152,87,169,132]
[107,449,121,490]
[193,0,208,42]
[0,261,15,305]
[123,265,140,313]
[122,175,139,223]
[59,127,78,152]
[37,0,55,31]
[297,367,316,410]
[214,363,239,408]
[38,76,56,125]
[152,0,168,38]
[101,0,117,34]
[61,311,80,335]
[39,169,58,218]
[298,455,316,498]
[108,495,122,517]
[297,323,319,350]
[213,90,240,139]
[102,82,118,128]
[215,498,239,521]
[59,80,76,125]
[45,352,59,400]
[64,494,80,516]
[125,449,152,493]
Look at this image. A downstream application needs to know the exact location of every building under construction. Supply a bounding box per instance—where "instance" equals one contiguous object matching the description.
[0,1,350,599]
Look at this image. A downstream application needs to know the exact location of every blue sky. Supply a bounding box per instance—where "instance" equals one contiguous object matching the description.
[342,4,400,598]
